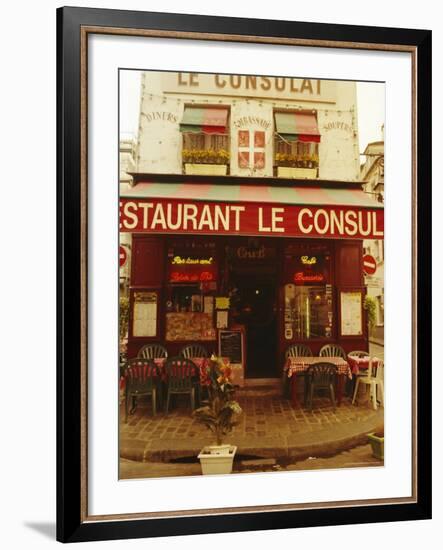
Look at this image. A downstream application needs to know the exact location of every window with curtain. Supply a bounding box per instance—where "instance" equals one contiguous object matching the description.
[180,106,230,167]
[273,111,320,175]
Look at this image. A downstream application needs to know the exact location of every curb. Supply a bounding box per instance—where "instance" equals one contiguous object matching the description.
[120,410,384,463]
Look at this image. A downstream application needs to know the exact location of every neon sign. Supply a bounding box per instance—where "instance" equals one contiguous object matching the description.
[294,272,324,283]
[170,271,214,282]
[300,255,317,265]
[171,256,214,265]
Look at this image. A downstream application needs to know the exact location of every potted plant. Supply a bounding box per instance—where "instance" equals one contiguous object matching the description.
[364,295,377,337]
[368,430,384,460]
[193,356,242,475]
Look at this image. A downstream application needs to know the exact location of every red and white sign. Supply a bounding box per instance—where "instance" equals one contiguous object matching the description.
[362,254,377,275]
[119,198,384,240]
[119,245,127,267]
[238,130,265,169]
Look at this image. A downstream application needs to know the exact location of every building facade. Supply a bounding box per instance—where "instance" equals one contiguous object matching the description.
[119,137,136,293]
[120,72,384,382]
[360,133,384,339]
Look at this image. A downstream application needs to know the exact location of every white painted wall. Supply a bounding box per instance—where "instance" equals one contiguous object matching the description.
[137,72,360,181]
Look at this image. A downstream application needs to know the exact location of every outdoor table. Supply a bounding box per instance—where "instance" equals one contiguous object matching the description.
[347,356,381,375]
[121,357,211,390]
[284,356,352,408]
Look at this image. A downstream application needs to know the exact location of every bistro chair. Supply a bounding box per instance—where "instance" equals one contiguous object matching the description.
[179,344,209,359]
[164,357,199,414]
[347,350,370,396]
[285,344,313,359]
[282,344,313,398]
[352,359,384,410]
[319,344,347,360]
[124,358,159,422]
[305,362,338,412]
[137,343,168,360]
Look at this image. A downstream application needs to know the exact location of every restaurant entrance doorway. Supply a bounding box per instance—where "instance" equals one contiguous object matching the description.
[232,270,278,379]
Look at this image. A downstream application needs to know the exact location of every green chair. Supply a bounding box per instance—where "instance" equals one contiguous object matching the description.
[305,362,338,411]
[179,344,209,359]
[137,343,168,359]
[164,357,198,414]
[124,358,159,422]
[319,344,347,360]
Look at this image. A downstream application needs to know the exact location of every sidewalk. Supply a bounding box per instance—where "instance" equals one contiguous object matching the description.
[120,388,384,469]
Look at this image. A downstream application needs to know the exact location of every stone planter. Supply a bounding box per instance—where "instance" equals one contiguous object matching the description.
[368,432,384,460]
[184,163,228,175]
[277,166,317,179]
[198,445,237,475]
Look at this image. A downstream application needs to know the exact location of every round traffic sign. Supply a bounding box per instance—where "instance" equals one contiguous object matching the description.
[119,245,127,267]
[363,254,377,275]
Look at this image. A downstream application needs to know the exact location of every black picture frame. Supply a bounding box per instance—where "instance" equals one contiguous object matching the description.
[57,6,432,543]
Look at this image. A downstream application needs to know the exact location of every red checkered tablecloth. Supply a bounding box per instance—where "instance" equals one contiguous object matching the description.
[284,356,352,379]
[347,356,381,375]
[153,357,210,385]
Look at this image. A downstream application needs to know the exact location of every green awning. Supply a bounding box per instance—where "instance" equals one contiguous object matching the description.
[275,112,321,143]
[180,107,228,134]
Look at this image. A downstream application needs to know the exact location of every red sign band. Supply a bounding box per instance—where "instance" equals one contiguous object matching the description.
[120,199,384,240]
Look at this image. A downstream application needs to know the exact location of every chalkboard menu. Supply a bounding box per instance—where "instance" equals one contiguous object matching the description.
[218,329,243,365]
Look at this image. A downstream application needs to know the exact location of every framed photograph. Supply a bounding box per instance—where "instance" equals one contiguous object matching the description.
[57,7,431,543]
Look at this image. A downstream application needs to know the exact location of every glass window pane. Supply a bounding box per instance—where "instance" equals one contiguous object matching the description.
[285,284,333,340]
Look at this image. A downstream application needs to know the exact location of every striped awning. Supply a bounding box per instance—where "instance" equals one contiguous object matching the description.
[275,112,321,143]
[180,107,229,134]
[121,182,381,208]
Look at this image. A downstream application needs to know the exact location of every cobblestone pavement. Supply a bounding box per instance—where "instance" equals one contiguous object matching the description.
[120,384,384,470]
[121,392,380,443]
[120,443,383,479]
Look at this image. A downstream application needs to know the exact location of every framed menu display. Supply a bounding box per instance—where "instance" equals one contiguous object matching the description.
[132,291,158,337]
[340,291,363,336]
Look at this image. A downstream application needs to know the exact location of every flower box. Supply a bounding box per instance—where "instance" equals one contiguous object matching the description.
[198,445,237,475]
[277,166,318,179]
[368,432,384,460]
[184,163,228,175]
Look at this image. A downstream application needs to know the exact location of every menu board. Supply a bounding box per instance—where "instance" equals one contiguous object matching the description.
[340,291,363,336]
[133,292,157,337]
[218,329,243,365]
[165,312,216,341]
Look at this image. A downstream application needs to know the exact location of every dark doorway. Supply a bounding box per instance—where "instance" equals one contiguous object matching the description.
[232,274,278,378]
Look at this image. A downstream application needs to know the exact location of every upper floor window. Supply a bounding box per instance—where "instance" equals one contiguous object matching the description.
[274,111,321,178]
[180,106,230,174]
